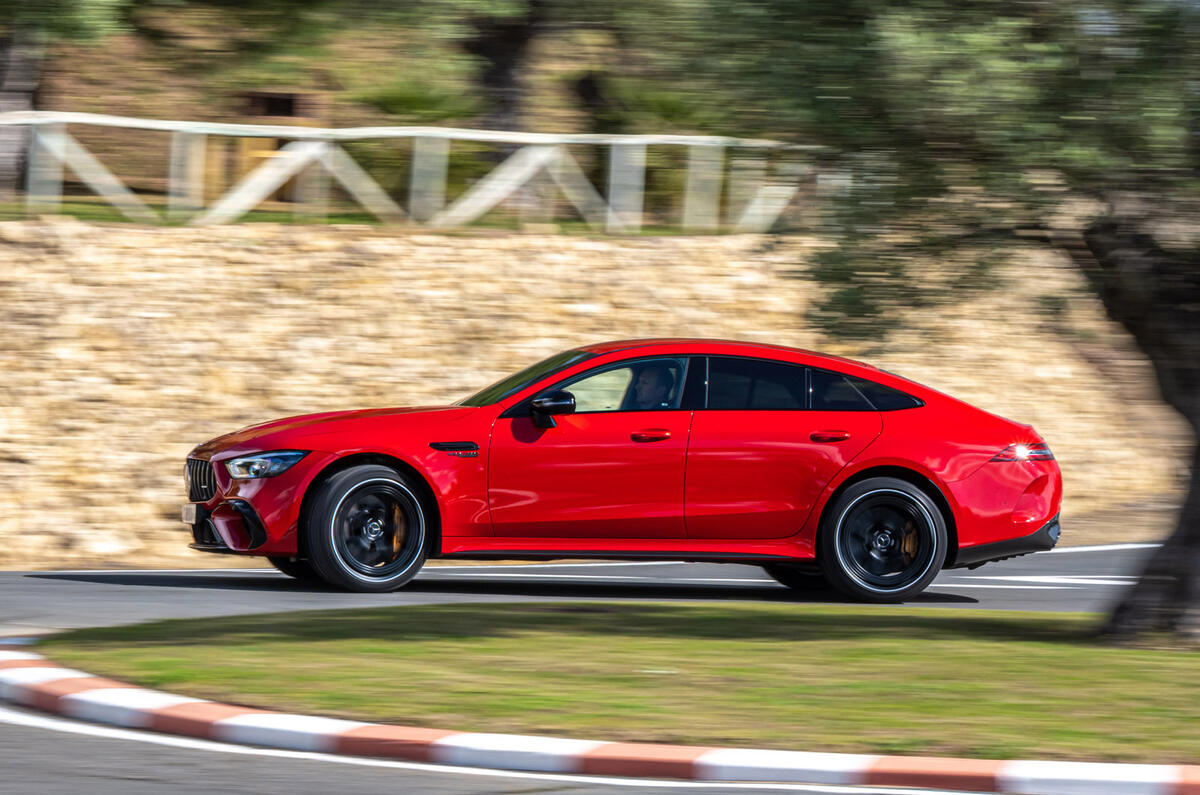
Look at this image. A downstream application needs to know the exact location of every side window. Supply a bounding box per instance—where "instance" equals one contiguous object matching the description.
[846,376,924,410]
[707,357,806,410]
[567,368,632,412]
[811,369,876,411]
[557,357,687,413]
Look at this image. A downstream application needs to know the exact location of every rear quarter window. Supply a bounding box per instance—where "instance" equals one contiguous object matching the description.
[846,376,924,411]
[810,369,875,411]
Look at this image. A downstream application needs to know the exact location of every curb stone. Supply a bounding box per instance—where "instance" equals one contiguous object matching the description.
[2,640,1197,794]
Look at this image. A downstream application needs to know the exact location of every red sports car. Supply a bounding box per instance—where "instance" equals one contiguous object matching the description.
[183,339,1061,602]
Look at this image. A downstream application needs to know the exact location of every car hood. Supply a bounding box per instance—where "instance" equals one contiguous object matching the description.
[189,405,478,459]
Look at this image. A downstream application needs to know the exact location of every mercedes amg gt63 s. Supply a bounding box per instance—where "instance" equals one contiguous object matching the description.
[183,339,1062,602]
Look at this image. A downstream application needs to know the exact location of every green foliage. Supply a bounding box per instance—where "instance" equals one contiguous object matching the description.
[0,0,128,37]
[672,0,1199,340]
[353,79,481,122]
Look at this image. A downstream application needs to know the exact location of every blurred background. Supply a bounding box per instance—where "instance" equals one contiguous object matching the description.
[0,0,1193,568]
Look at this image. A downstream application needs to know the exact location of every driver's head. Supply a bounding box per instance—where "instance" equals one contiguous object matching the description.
[634,366,674,409]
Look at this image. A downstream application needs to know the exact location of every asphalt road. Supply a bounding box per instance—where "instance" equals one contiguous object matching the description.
[0,544,1157,795]
[0,543,1156,636]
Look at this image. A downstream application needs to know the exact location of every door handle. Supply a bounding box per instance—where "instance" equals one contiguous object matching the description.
[810,430,851,443]
[631,428,672,442]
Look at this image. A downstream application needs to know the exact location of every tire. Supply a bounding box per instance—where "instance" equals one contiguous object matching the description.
[303,464,430,593]
[762,563,830,591]
[819,477,947,603]
[267,556,320,581]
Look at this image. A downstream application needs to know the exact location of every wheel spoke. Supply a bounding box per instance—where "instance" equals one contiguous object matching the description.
[860,551,890,577]
[346,534,374,564]
[333,482,422,578]
[837,491,934,591]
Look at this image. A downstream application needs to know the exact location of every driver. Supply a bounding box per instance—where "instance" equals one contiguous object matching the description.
[630,365,675,410]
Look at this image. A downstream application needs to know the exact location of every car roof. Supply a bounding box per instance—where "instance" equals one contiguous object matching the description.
[574,338,878,372]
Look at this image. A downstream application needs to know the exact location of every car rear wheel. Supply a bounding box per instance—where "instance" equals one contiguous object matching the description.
[267,556,319,581]
[762,563,829,591]
[303,464,429,593]
[819,477,947,603]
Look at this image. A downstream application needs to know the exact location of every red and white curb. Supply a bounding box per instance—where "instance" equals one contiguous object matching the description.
[2,640,1197,794]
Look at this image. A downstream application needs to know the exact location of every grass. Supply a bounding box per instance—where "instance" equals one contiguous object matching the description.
[41,602,1200,764]
[0,199,726,235]
[0,200,379,226]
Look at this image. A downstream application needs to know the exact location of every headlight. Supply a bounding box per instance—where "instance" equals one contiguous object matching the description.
[224,451,309,479]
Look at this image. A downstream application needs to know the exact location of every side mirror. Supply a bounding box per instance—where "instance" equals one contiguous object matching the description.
[530,389,575,428]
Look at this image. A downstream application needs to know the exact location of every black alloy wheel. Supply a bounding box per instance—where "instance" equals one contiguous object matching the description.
[304,464,430,592]
[819,476,947,603]
[267,556,320,581]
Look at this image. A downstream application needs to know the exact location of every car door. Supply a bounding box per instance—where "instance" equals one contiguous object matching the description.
[685,357,882,539]
[488,356,693,538]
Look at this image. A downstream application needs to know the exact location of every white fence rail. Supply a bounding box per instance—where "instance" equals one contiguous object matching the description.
[0,111,819,231]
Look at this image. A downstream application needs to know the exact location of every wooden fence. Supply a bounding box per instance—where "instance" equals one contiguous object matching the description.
[0,111,819,232]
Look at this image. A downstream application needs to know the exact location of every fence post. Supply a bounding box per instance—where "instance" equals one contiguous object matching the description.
[25,122,64,216]
[606,142,646,234]
[168,131,206,221]
[727,155,766,228]
[409,136,449,223]
[292,161,328,223]
[682,144,723,231]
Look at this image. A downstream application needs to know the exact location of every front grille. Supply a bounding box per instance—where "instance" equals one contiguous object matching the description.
[187,458,217,502]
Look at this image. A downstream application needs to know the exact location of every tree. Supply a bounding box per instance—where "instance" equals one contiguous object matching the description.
[122,0,700,132]
[0,0,127,194]
[678,0,1199,639]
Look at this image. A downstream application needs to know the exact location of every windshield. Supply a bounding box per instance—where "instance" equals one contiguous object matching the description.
[457,349,596,407]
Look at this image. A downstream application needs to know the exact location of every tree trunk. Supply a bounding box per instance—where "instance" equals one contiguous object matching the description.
[1058,214,1200,639]
[462,0,547,132]
[0,32,43,198]
[1104,444,1200,639]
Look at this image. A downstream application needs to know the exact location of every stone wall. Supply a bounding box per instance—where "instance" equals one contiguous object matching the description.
[0,219,1188,569]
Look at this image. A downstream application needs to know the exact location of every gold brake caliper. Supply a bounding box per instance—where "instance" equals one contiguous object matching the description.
[392,503,406,559]
[901,520,918,563]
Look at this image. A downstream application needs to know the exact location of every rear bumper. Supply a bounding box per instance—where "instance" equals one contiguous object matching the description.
[948,514,1061,569]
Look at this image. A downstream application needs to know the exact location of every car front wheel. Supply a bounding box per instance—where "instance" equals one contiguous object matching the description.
[819,477,947,603]
[303,464,429,593]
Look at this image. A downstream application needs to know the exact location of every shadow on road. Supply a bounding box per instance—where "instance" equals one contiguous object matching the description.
[26,570,978,605]
[404,577,979,606]
[37,592,1091,647]
[26,572,333,594]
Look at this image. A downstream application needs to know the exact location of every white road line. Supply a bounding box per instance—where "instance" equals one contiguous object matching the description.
[431,561,685,570]
[962,575,1134,587]
[421,572,777,583]
[1043,543,1161,554]
[30,561,685,575]
[422,573,647,580]
[927,584,1074,590]
[0,705,965,794]
[28,567,277,575]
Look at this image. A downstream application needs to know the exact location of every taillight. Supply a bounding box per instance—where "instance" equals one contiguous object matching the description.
[991,443,1054,462]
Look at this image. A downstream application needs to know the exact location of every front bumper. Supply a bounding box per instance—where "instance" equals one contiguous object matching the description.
[186,500,269,554]
[183,451,335,556]
[947,514,1061,569]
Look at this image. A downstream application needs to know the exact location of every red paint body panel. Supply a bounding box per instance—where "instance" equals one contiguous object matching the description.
[948,459,1063,549]
[183,339,1063,570]
[489,412,692,538]
[684,410,881,539]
